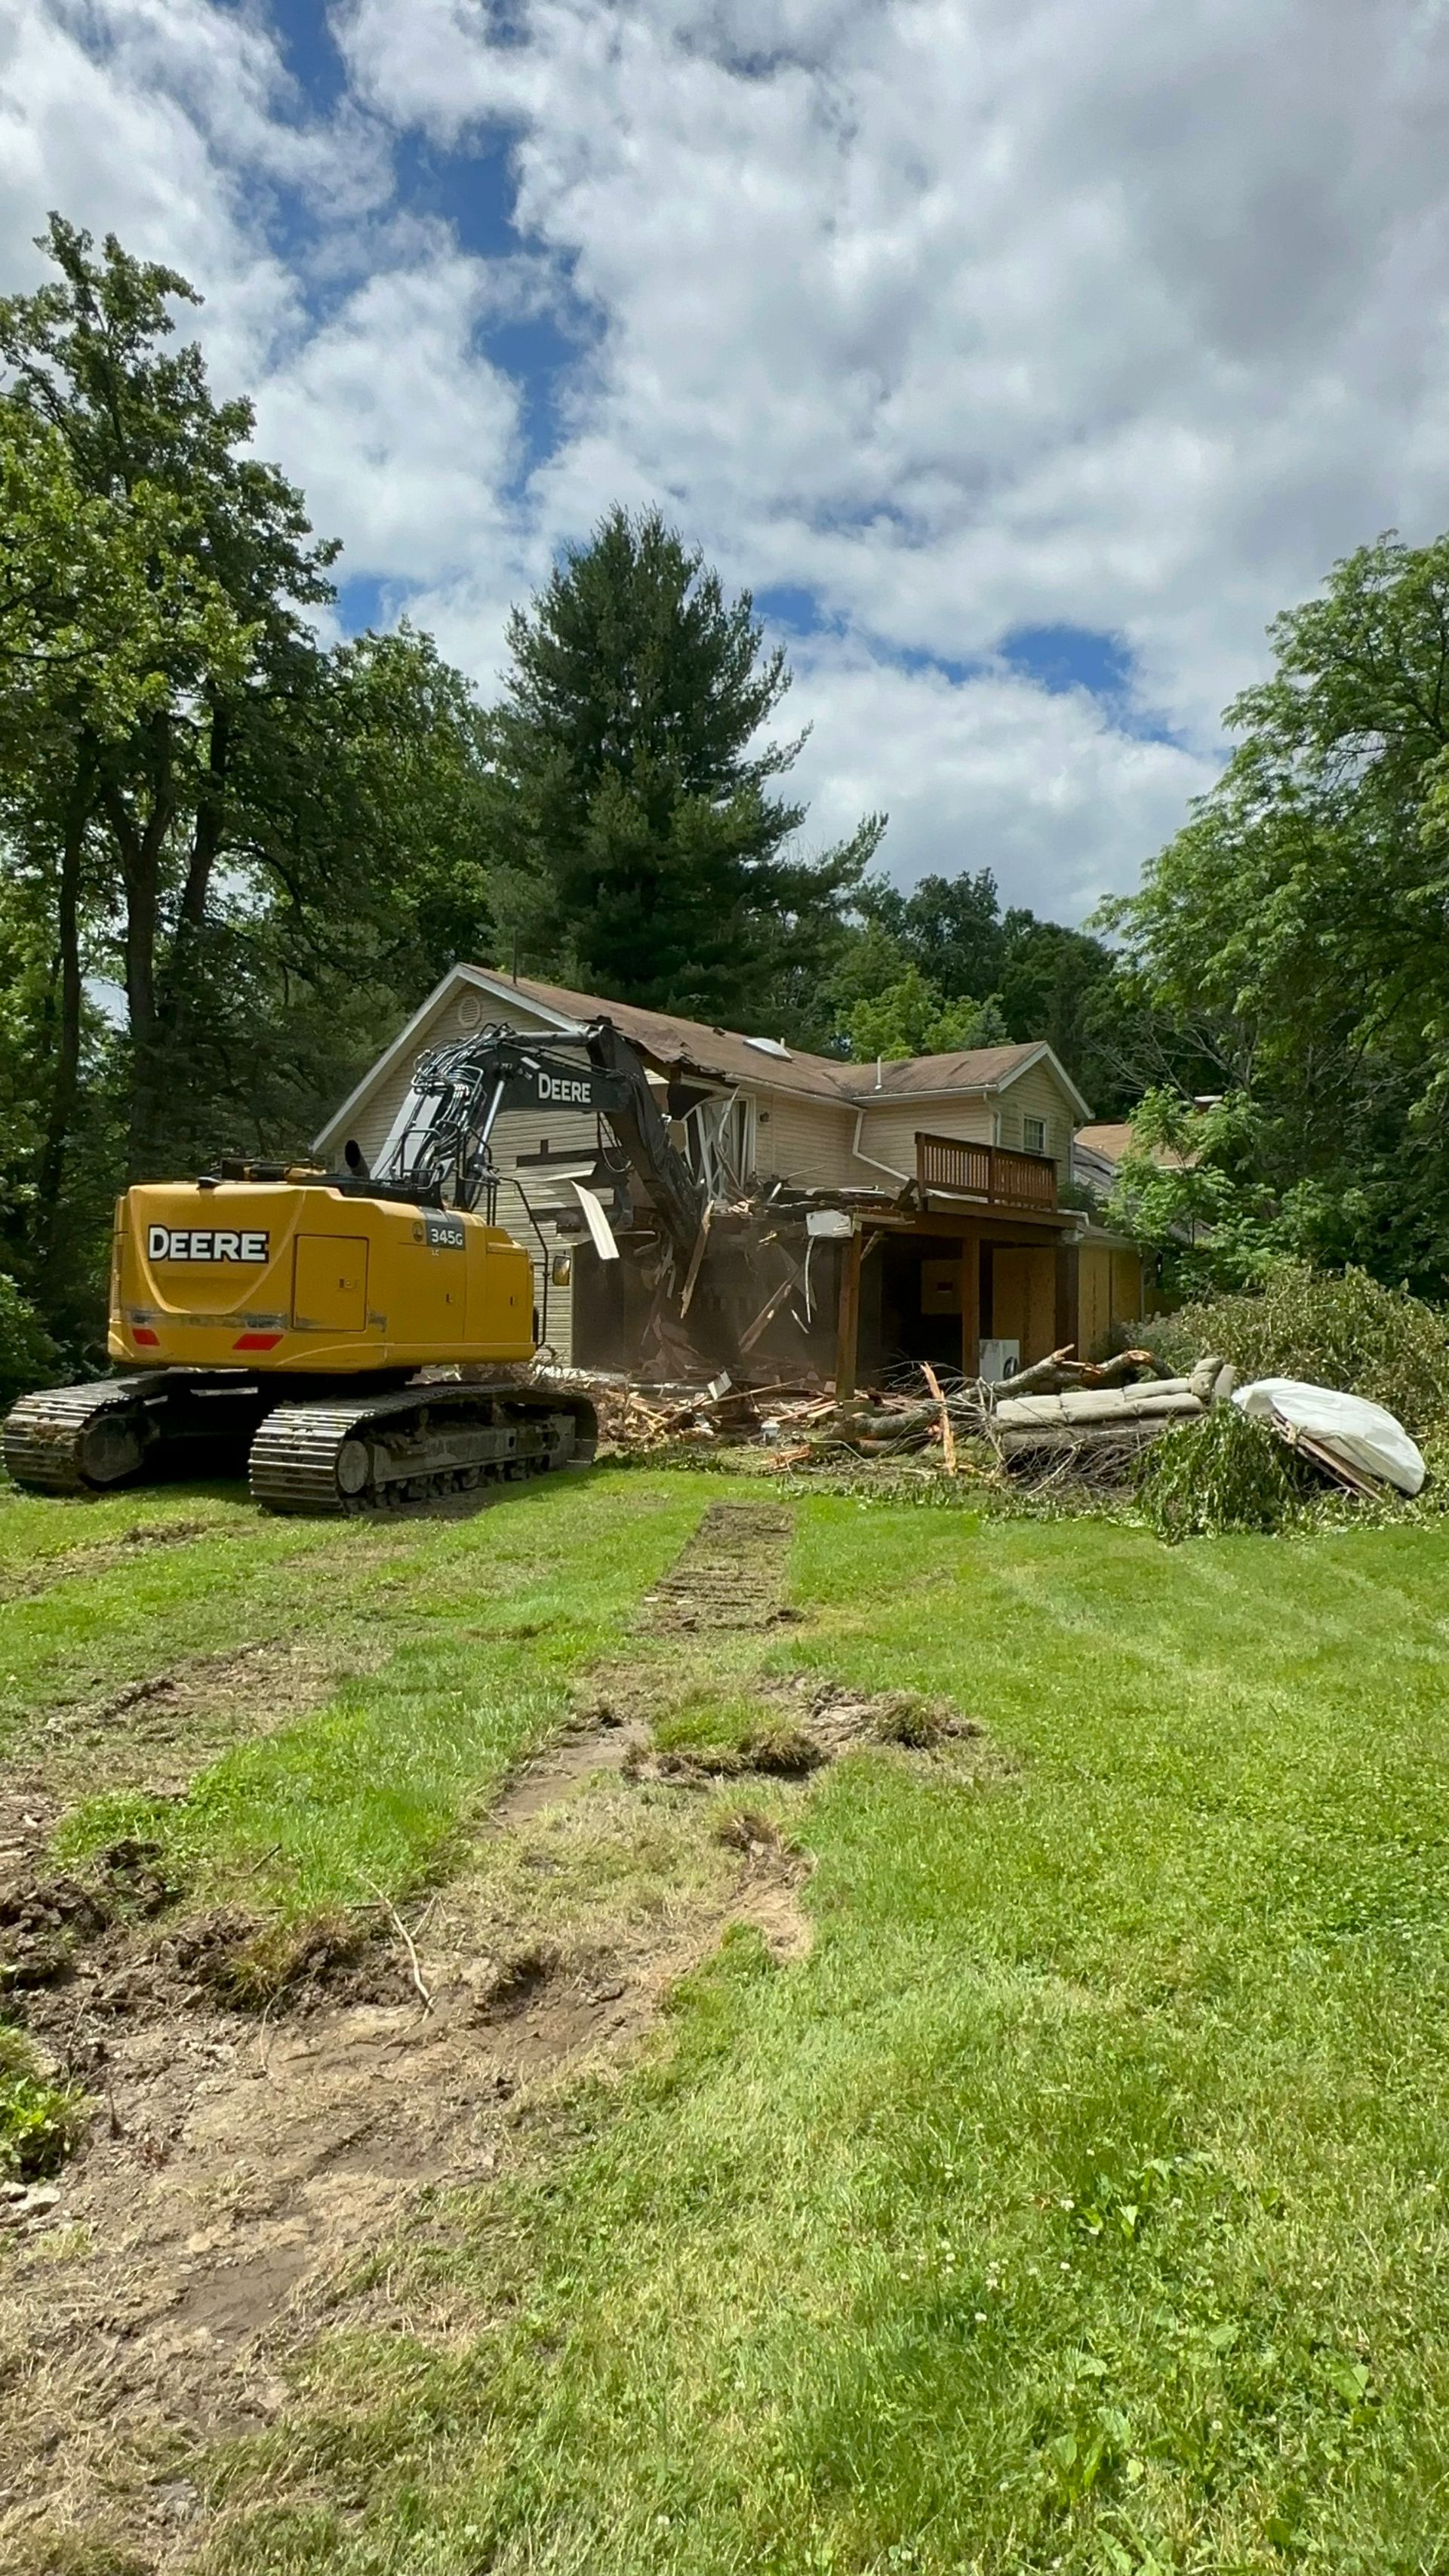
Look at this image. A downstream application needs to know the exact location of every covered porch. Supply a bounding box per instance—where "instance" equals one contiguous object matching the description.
[832,1133,1143,1393]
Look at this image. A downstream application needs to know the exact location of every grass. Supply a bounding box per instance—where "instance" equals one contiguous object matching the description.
[8,1469,1449,2568]
[0,2024,88,2180]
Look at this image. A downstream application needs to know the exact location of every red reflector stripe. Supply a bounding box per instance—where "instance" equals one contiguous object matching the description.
[132,1326,159,1346]
[233,1332,283,1351]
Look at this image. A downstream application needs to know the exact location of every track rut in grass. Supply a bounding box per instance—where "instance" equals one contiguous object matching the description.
[639,1500,796,1632]
[0,1703,811,2574]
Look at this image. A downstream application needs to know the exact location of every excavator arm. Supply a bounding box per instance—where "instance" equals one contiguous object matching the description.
[368,1017,706,1263]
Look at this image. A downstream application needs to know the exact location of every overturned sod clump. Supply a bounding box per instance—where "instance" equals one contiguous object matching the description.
[1137,1402,1318,1541]
[169,1905,406,2012]
[865,1691,966,1749]
[0,2021,88,2179]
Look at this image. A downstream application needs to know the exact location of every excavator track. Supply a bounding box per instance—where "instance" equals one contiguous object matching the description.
[1,1376,171,1495]
[3,1371,278,1496]
[248,1384,598,1516]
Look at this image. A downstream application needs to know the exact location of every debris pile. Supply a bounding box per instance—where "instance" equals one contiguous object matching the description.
[537,1343,1426,1510]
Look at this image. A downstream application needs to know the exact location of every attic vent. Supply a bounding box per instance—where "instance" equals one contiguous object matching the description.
[744,1036,792,1060]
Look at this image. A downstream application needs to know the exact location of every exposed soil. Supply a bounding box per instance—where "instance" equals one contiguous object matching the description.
[0,1703,811,2574]
[14,1636,389,1808]
[0,1500,1001,2571]
[0,1517,226,1603]
[639,1501,797,1631]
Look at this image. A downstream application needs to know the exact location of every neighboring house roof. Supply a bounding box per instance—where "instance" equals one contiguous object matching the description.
[1074,1122,1136,1167]
[317,962,1094,1152]
[1075,1122,1190,1169]
[1072,1122,1193,1208]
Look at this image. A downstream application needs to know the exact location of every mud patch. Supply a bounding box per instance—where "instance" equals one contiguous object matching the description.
[640,1502,796,1632]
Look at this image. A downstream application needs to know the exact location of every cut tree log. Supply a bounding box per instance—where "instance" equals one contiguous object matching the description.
[993,1346,1075,1397]
[994,1385,1204,1430]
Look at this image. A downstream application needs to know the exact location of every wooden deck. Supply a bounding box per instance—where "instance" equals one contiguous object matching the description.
[915,1131,1063,1218]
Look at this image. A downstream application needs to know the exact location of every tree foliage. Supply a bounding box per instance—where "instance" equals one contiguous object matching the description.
[829,865,1124,1103]
[842,969,1008,1062]
[1111,530,1449,1291]
[0,218,494,1341]
[488,506,883,1027]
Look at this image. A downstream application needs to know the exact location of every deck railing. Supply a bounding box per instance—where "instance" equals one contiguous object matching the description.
[915,1131,1058,1212]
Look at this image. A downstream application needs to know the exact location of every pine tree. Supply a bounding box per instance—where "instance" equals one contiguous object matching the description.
[489,506,881,1026]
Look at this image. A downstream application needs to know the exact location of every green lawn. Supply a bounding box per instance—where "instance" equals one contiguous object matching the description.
[6,1472,1449,2571]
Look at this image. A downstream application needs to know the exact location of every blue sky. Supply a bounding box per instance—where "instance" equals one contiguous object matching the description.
[4,0,1447,919]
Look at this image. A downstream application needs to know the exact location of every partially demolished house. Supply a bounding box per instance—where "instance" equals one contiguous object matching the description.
[315,965,1150,1387]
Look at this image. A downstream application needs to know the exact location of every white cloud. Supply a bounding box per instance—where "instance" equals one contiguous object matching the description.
[341,0,1449,755]
[251,239,528,582]
[780,644,1217,915]
[8,0,1449,924]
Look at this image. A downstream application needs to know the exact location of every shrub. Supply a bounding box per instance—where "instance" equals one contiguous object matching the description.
[0,1270,58,1411]
[1146,1264,1449,1436]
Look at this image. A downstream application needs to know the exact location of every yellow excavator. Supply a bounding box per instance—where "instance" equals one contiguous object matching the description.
[2,1017,706,1515]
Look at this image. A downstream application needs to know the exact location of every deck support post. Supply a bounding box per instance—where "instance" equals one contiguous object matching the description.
[959,1223,980,1380]
[835,1227,863,1401]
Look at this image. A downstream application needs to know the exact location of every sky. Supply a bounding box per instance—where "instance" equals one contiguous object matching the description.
[3,0,1448,926]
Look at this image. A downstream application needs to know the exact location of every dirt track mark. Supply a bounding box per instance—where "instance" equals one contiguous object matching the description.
[0,1516,228,1603]
[5,1636,388,1810]
[0,1709,811,2574]
[640,1500,796,1632]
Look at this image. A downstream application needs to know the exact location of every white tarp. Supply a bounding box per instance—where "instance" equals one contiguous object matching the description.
[1232,1377,1426,1497]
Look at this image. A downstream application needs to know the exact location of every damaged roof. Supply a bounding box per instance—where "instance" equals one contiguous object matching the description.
[315,963,1093,1156]
[479,971,1079,1110]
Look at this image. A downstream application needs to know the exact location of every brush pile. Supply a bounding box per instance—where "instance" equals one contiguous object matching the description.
[546,1349,1229,1485]
[537,1339,1426,1520]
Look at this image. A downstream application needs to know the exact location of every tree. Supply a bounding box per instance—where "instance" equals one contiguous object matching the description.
[1103,1088,1314,1296]
[1111,529,1449,1291]
[832,865,1128,1105]
[488,506,882,1027]
[841,968,1008,1061]
[0,220,335,1191]
[0,219,497,1338]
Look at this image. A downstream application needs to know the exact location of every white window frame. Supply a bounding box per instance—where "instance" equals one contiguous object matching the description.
[1023,1114,1048,1156]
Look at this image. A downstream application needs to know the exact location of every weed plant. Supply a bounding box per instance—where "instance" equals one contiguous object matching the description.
[0,2023,88,2178]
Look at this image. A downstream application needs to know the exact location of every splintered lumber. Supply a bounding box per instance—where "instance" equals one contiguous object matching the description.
[678,1202,715,1318]
[921,1362,957,1475]
[737,1273,795,1355]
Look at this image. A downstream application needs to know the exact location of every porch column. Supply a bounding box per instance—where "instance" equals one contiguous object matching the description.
[834,1226,863,1399]
[959,1224,980,1379]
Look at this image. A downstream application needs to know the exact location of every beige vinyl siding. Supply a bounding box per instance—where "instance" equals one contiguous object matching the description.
[343,989,570,1170]
[993,1060,1079,1180]
[851,1096,994,1183]
[533,1260,574,1365]
[752,1092,857,1189]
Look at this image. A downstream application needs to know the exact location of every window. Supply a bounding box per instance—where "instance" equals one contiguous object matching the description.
[1023,1115,1048,1156]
